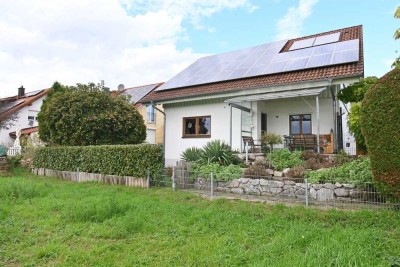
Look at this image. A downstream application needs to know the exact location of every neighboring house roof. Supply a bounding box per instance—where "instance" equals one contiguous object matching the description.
[9,126,39,139]
[120,83,163,104]
[0,89,49,119]
[141,25,363,103]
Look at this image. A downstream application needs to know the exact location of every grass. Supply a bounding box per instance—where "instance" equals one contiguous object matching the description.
[1,168,400,266]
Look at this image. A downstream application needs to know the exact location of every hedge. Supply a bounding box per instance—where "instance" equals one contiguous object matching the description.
[360,68,400,198]
[34,144,164,177]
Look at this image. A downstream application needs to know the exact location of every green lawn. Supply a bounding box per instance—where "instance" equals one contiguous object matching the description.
[1,168,400,266]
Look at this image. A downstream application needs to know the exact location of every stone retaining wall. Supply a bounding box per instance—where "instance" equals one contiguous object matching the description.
[194,177,363,201]
[32,168,147,188]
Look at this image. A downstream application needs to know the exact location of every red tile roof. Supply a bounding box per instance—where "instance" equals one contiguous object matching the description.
[141,25,363,103]
[9,126,39,138]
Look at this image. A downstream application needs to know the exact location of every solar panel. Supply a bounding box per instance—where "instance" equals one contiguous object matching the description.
[285,58,310,71]
[332,50,359,65]
[156,38,360,91]
[313,43,335,55]
[313,32,341,46]
[0,99,24,113]
[289,38,315,51]
[25,90,43,97]
[307,53,333,68]
[121,83,159,103]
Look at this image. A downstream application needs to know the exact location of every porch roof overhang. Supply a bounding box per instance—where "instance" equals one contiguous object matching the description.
[225,87,327,104]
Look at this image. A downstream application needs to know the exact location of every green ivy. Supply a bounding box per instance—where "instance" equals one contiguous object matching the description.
[34,144,163,177]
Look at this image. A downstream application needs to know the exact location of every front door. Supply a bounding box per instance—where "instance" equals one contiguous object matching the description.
[261,113,267,134]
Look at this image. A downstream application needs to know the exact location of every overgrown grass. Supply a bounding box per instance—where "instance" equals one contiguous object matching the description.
[1,168,400,266]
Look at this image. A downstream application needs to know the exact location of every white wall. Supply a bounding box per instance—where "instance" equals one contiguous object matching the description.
[164,95,335,165]
[0,95,46,147]
[164,100,239,166]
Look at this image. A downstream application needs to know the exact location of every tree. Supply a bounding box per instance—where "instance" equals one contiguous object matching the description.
[38,82,146,146]
[337,77,378,152]
[261,132,282,168]
[360,68,400,198]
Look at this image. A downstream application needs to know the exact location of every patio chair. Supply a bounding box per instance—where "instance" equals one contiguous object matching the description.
[242,136,262,153]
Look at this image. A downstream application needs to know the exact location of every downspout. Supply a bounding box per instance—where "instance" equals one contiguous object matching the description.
[151,101,166,162]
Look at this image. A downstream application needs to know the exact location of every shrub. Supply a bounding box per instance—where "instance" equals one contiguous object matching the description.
[243,161,270,178]
[34,144,163,177]
[306,156,373,186]
[38,82,146,146]
[286,165,306,179]
[261,132,282,147]
[334,150,354,166]
[360,68,400,198]
[202,140,237,166]
[6,155,22,167]
[270,149,304,171]
[190,163,242,181]
[181,147,203,163]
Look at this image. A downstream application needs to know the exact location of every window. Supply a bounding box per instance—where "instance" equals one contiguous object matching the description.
[28,116,35,121]
[183,116,211,138]
[289,114,311,135]
[146,105,156,123]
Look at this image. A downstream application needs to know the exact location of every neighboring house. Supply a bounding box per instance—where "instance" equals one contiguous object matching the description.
[0,87,48,147]
[140,25,364,165]
[120,83,164,144]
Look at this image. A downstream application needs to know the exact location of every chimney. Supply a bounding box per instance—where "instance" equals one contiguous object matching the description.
[18,86,25,97]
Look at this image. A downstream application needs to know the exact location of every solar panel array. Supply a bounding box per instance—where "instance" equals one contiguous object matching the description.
[157,35,359,91]
[25,90,44,97]
[289,32,341,50]
[121,83,159,103]
[0,99,24,113]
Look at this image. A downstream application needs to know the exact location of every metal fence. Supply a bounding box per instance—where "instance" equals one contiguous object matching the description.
[149,167,400,211]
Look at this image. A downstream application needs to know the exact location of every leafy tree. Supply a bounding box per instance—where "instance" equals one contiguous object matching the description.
[337,76,378,103]
[337,77,378,152]
[261,132,282,168]
[360,68,400,198]
[38,82,146,146]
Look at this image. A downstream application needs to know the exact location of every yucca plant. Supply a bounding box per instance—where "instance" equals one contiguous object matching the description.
[202,140,236,166]
[180,147,203,162]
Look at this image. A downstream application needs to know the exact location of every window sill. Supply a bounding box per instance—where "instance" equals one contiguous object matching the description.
[182,135,211,139]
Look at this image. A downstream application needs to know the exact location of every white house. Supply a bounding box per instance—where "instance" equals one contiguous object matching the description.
[0,87,48,147]
[141,25,364,166]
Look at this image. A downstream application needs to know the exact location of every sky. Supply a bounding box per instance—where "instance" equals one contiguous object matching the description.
[0,0,398,97]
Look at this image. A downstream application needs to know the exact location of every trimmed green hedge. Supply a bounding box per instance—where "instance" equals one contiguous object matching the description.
[34,144,164,177]
[361,68,400,198]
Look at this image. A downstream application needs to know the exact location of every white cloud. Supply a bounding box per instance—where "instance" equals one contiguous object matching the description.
[275,0,318,40]
[0,0,255,97]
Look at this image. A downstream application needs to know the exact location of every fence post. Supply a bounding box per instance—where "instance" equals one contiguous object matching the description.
[305,178,309,207]
[172,167,176,192]
[245,142,249,164]
[147,170,150,189]
[210,172,214,197]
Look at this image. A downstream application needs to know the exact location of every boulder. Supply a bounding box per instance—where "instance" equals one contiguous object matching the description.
[334,188,349,197]
[317,188,335,201]
[239,178,250,184]
[251,179,260,186]
[270,187,283,195]
[282,168,291,176]
[312,184,323,190]
[343,183,355,189]
[274,171,283,177]
[259,179,269,186]
[269,180,284,188]
[231,188,244,194]
[324,183,336,190]
[309,187,317,199]
[228,180,240,188]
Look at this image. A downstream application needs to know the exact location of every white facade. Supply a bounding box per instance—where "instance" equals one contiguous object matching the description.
[164,91,337,166]
[0,95,46,147]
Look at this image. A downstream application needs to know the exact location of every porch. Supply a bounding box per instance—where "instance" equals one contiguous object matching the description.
[225,85,342,154]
